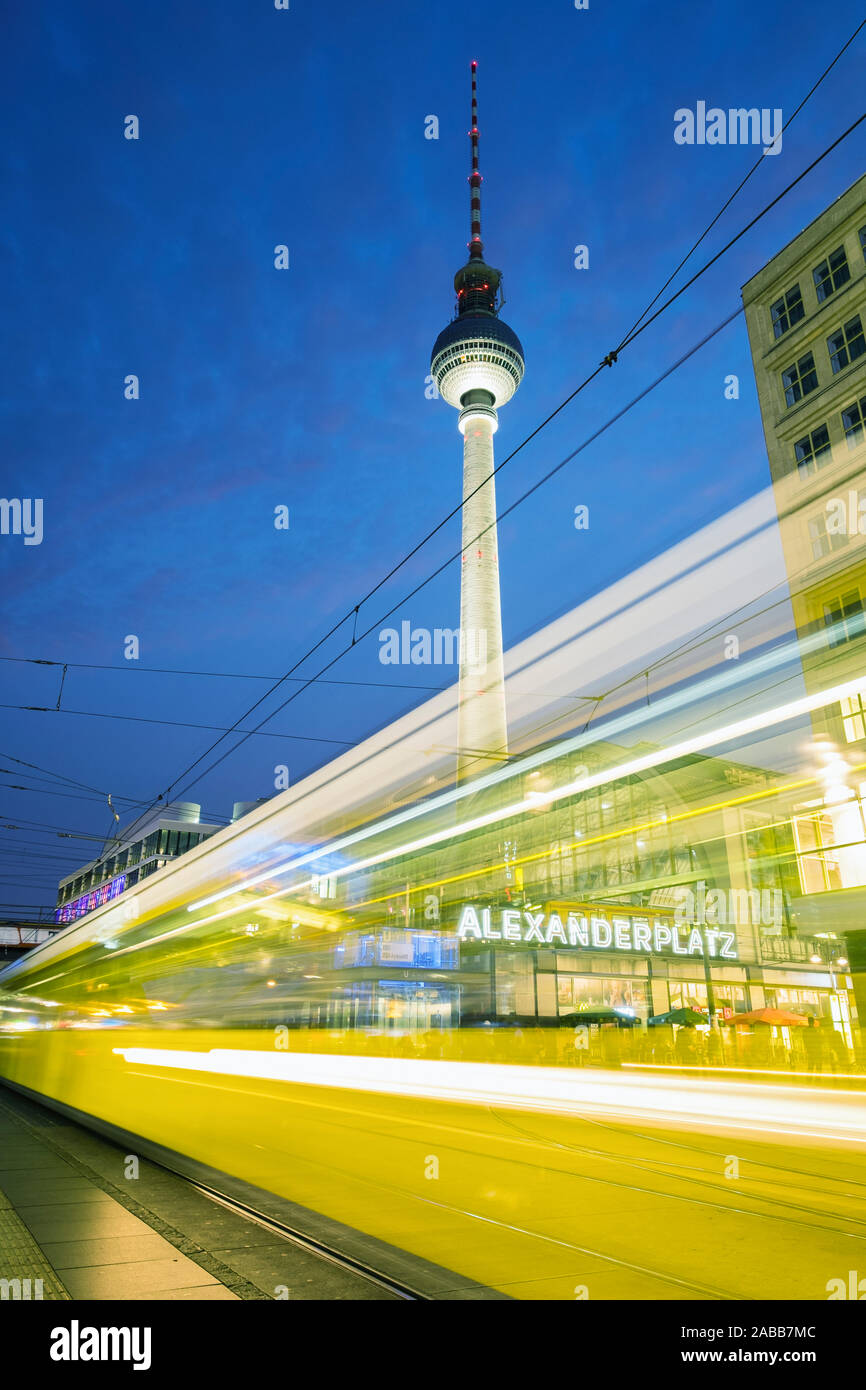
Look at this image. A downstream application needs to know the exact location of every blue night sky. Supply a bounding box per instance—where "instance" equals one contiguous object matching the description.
[2,0,865,912]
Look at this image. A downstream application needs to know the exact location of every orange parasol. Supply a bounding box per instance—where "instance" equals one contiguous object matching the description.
[722,1007,808,1027]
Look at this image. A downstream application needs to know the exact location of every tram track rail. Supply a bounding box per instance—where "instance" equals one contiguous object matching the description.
[152,1165,424,1302]
[484,1105,866,1237]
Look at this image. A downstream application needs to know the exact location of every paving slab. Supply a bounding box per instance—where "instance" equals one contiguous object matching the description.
[135,1284,241,1301]
[43,1233,179,1269]
[61,1254,223,1300]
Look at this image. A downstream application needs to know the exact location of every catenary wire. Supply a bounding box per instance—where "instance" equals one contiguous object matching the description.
[118,114,866,845]
[620,16,866,341]
[14,108,866,888]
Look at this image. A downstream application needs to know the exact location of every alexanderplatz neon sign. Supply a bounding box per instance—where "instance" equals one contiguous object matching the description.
[456,905,738,959]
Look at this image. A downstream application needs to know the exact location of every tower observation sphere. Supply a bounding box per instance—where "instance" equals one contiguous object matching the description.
[430,62,524,783]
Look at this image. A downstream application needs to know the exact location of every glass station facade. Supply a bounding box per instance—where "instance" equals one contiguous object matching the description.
[281,740,859,1054]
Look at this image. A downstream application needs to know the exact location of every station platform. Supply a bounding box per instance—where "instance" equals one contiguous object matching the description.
[0,1088,396,1301]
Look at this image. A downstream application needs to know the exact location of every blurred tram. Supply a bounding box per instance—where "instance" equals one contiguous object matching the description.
[1,490,863,1295]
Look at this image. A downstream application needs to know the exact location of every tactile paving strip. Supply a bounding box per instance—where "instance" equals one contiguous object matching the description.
[0,1186,71,1300]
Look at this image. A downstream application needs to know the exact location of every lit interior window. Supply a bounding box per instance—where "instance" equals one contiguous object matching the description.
[840,689,866,742]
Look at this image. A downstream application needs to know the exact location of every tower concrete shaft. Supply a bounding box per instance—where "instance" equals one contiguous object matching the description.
[457,407,508,782]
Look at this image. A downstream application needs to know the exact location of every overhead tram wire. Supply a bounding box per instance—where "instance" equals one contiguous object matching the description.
[0,816,139,842]
[5,42,857,721]
[0,657,449,693]
[157,305,749,800]
[74,110,866,877]
[0,869,80,879]
[29,309,734,860]
[0,767,139,799]
[0,838,89,854]
[510,463,848,749]
[345,105,866,624]
[6,435,847,791]
[0,780,234,825]
[611,110,866,360]
[0,330,834,897]
[0,597,839,911]
[540,423,866,746]
[0,748,135,802]
[0,750,232,829]
[620,15,866,342]
[0,802,231,839]
[1,576,805,835]
[4,68,862,899]
[0,703,359,748]
[0,782,150,810]
[164,193,863,808]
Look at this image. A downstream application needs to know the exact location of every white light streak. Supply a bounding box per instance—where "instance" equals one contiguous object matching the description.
[112,1048,866,1144]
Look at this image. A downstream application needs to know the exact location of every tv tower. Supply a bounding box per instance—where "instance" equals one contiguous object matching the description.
[431,62,525,783]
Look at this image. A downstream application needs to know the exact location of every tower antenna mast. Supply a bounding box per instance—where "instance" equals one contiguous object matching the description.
[469,61,483,260]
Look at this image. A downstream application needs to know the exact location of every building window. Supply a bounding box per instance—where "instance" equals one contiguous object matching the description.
[793,811,843,893]
[782,351,818,407]
[841,690,866,743]
[808,511,848,561]
[827,316,866,374]
[860,226,866,263]
[793,423,832,477]
[335,929,459,971]
[793,786,866,894]
[813,245,850,303]
[770,284,805,338]
[556,973,649,1020]
[842,396,866,450]
[823,590,866,647]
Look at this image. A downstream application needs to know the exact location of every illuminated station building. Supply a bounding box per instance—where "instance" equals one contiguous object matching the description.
[322,736,857,1048]
[54,802,260,925]
[742,172,866,1027]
